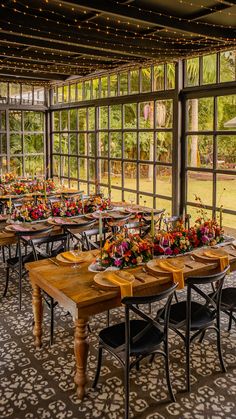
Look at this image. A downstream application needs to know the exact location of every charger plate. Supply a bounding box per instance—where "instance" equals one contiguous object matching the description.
[192,247,229,262]
[146,258,185,276]
[94,270,135,290]
[56,252,95,264]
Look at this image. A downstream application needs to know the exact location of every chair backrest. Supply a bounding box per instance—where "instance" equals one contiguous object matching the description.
[123,221,148,237]
[184,267,229,328]
[82,226,110,250]
[121,283,178,354]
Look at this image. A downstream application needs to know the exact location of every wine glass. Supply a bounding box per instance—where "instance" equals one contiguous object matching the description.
[71,242,82,270]
[128,194,135,207]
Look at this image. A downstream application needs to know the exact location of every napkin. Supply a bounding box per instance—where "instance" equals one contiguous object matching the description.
[61,251,83,262]
[159,260,184,289]
[10,224,31,240]
[203,249,229,271]
[104,272,133,298]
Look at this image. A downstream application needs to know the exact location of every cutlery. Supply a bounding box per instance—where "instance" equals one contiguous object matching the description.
[185,263,194,269]
[48,258,60,267]
[134,275,146,283]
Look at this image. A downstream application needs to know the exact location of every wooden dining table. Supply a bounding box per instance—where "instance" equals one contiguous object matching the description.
[25,243,236,400]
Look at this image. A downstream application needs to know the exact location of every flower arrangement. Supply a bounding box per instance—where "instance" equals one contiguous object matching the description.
[30,179,56,194]
[98,233,153,268]
[12,203,51,222]
[84,195,111,213]
[1,173,16,184]
[51,200,82,217]
[153,219,224,256]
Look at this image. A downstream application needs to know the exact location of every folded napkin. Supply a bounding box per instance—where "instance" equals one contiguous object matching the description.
[54,218,67,224]
[11,224,31,240]
[159,260,184,289]
[203,249,229,271]
[62,251,83,262]
[104,272,133,298]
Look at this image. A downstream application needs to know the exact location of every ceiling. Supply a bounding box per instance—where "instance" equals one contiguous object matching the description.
[0,0,236,82]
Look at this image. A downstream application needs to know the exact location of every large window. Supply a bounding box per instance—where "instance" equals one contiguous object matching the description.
[1,111,45,176]
[52,97,174,212]
[185,94,236,227]
[0,82,45,105]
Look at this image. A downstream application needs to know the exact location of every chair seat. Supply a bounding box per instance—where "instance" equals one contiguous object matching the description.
[168,301,215,330]
[220,288,236,310]
[7,253,43,267]
[99,319,164,355]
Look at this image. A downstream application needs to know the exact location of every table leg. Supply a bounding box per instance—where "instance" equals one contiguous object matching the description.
[74,317,89,399]
[32,282,43,348]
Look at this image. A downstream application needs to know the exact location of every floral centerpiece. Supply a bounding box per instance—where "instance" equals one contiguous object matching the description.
[98,233,153,268]
[1,173,16,184]
[84,195,111,213]
[12,203,51,222]
[153,218,224,256]
[30,179,56,194]
[51,200,82,217]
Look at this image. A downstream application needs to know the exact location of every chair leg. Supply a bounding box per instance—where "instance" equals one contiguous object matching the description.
[106,310,110,327]
[164,352,176,403]
[198,329,206,343]
[216,329,226,373]
[2,246,5,263]
[3,266,10,297]
[228,311,233,332]
[124,357,130,419]
[186,335,191,392]
[93,346,103,388]
[174,291,179,303]
[50,297,54,346]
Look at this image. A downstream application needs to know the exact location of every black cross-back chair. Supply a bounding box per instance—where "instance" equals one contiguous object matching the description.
[93,283,178,419]
[164,268,228,392]
[210,285,236,332]
[3,226,67,310]
[123,220,149,238]
[81,226,111,251]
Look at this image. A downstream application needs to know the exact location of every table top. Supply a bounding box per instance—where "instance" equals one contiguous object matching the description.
[0,188,81,200]
[26,245,236,319]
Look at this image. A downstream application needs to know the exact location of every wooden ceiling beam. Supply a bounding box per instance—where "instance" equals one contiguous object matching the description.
[0,69,67,81]
[53,0,236,41]
[188,2,233,20]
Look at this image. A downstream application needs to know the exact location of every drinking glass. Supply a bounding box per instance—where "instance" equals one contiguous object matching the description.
[71,242,82,269]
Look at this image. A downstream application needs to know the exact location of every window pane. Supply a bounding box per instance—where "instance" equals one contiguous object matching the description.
[99,160,108,184]
[120,72,128,95]
[139,102,154,128]
[53,134,60,153]
[0,133,7,154]
[78,133,87,155]
[98,133,108,157]
[153,65,164,91]
[101,77,108,98]
[130,70,139,94]
[53,112,60,131]
[124,162,137,189]
[9,84,20,103]
[217,95,236,130]
[61,134,68,154]
[70,84,76,102]
[110,74,118,96]
[9,111,21,131]
[69,157,78,178]
[89,159,95,179]
[61,110,68,131]
[88,108,95,130]
[220,51,236,83]
[167,63,175,89]
[156,166,172,197]
[187,97,214,131]
[84,81,91,100]
[139,164,153,193]
[0,111,6,130]
[111,161,122,187]
[110,132,122,158]
[69,134,77,154]
[78,108,87,130]
[156,198,171,214]
[34,87,44,104]
[10,134,22,154]
[141,68,151,93]
[140,132,154,161]
[79,158,87,180]
[186,58,199,87]
[58,87,63,103]
[64,85,69,102]
[10,157,23,175]
[187,135,213,168]
[99,106,108,129]
[187,171,213,206]
[217,174,236,213]
[61,156,68,177]
[88,133,95,156]
[69,109,77,130]
[25,156,44,176]
[124,103,137,128]
[77,83,83,101]
[0,83,7,103]
[0,156,7,173]
[92,79,100,99]
[156,132,172,163]
[24,134,44,153]
[124,132,137,159]
[217,135,236,170]
[110,105,122,129]
[22,85,32,104]
[156,100,173,128]
[24,112,44,131]
[203,54,216,84]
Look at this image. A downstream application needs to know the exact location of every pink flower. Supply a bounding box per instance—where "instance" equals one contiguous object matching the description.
[114,259,122,266]
[164,247,173,255]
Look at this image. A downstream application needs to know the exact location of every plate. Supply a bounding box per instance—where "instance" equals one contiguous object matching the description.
[146,258,185,276]
[88,262,107,273]
[56,252,95,264]
[192,248,229,262]
[94,270,135,290]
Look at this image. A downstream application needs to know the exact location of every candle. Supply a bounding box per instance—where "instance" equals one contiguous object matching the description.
[151,209,155,239]
[220,206,223,229]
[44,182,47,200]
[9,197,12,214]
[99,213,103,249]
[81,195,84,214]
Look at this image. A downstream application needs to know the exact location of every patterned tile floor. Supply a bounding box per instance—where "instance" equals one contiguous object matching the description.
[0,261,236,419]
